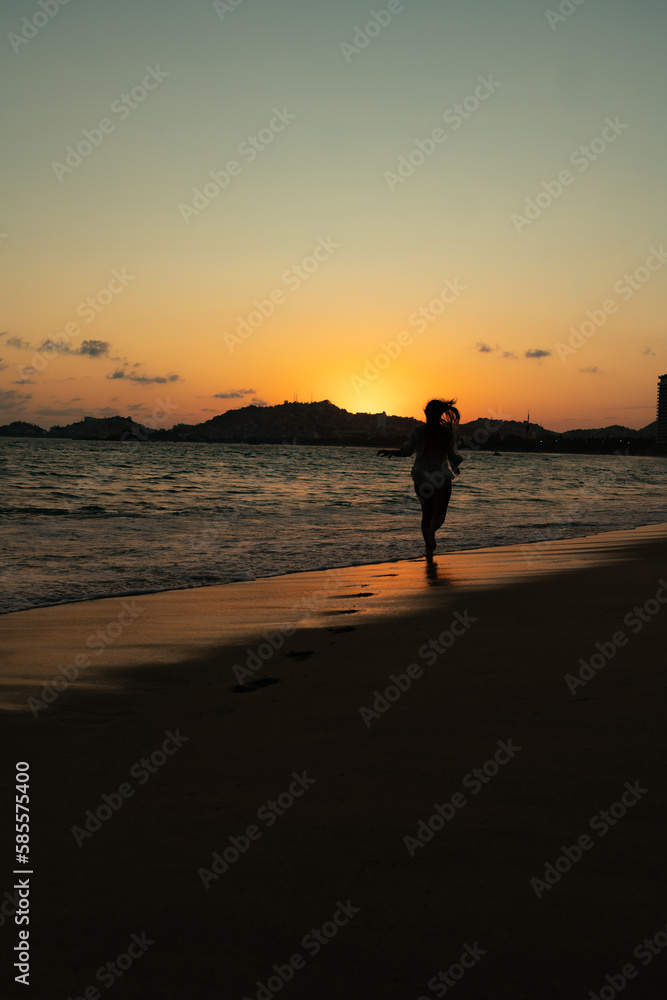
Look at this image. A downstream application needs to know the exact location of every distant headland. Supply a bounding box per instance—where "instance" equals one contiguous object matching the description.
[0,400,661,455]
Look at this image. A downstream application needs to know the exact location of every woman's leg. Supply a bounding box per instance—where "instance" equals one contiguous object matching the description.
[429,482,452,546]
[420,498,435,551]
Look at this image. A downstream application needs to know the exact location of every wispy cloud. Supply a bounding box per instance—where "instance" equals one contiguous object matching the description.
[579,366,600,374]
[502,350,518,360]
[525,349,552,359]
[106,368,181,385]
[0,388,32,411]
[475,341,495,353]
[37,338,115,358]
[643,347,656,355]
[213,388,257,399]
[6,336,31,350]
[251,397,268,407]
[34,406,86,418]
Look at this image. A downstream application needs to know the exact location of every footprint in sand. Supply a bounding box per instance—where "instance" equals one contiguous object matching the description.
[326,592,375,599]
[326,625,357,633]
[232,677,281,694]
[284,650,315,661]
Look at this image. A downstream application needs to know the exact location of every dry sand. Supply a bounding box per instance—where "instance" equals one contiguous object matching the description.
[2,524,667,999]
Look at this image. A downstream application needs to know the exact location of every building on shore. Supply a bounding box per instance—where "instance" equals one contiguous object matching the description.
[658,374,667,444]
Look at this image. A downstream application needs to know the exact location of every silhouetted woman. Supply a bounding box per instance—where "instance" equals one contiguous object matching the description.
[378,398,462,556]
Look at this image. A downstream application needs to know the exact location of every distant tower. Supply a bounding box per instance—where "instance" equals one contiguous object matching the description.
[377,411,387,431]
[657,374,667,443]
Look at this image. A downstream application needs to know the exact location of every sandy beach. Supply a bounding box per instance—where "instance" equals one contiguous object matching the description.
[2,524,667,999]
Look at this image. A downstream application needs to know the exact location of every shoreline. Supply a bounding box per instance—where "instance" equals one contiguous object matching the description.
[1,522,665,717]
[3,517,666,620]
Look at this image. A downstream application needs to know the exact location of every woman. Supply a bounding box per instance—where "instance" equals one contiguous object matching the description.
[378,398,463,556]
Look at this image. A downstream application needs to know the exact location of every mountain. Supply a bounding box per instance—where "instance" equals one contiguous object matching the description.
[0,420,47,437]
[180,400,416,443]
[0,402,662,453]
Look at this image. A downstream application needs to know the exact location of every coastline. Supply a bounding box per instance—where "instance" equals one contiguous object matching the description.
[1,522,665,714]
[2,523,666,997]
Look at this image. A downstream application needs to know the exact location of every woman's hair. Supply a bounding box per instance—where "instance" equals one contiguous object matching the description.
[424,398,460,432]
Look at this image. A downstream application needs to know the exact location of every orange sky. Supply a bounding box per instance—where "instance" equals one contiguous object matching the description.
[1,0,665,432]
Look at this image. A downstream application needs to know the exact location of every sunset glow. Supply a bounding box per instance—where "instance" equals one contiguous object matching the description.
[1,0,665,432]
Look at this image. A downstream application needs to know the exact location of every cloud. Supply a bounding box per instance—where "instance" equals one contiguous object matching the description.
[525,349,552,359]
[34,406,85,417]
[213,388,257,399]
[77,340,112,358]
[106,368,181,384]
[502,351,518,360]
[475,341,494,353]
[37,338,114,358]
[251,397,268,406]
[643,347,656,355]
[127,403,147,411]
[579,366,600,374]
[13,379,34,385]
[0,357,7,372]
[6,336,30,350]
[0,388,32,410]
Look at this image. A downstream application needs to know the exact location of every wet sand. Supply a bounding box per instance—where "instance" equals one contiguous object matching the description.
[2,524,666,999]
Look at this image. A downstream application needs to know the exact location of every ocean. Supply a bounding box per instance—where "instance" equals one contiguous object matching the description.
[1,438,665,614]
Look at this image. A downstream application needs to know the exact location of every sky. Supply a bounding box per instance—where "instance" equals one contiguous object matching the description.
[1,0,666,432]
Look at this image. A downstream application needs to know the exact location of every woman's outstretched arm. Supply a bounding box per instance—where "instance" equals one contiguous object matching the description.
[377,428,417,458]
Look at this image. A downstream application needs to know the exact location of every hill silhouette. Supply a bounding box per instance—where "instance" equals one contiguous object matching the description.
[0,401,661,453]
